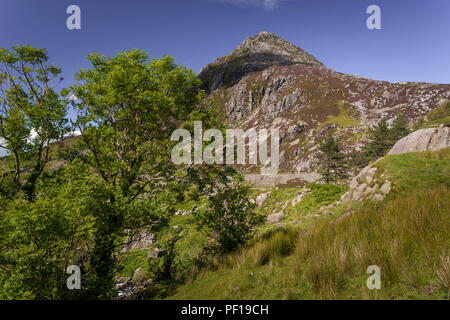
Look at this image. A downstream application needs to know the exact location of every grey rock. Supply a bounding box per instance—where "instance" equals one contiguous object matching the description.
[291,194,303,206]
[199,31,324,92]
[388,125,450,155]
[354,183,367,201]
[256,191,271,207]
[373,194,384,202]
[267,211,284,224]
[380,181,391,195]
[147,248,165,259]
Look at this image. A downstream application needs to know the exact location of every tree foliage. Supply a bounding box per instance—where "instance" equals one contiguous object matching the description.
[0,165,96,299]
[351,115,411,169]
[193,176,263,254]
[317,133,347,183]
[59,50,210,298]
[0,45,69,201]
[0,47,265,299]
[389,113,410,142]
[365,117,391,159]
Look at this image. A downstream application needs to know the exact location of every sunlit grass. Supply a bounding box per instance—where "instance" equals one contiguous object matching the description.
[169,186,449,300]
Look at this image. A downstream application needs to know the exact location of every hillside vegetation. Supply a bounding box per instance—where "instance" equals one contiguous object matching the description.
[1,38,448,300]
[168,149,450,300]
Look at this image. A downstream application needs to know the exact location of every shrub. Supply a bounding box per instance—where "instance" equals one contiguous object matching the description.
[193,176,264,254]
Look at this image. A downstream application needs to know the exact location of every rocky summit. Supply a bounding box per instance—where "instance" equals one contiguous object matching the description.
[198,31,324,92]
[200,32,450,177]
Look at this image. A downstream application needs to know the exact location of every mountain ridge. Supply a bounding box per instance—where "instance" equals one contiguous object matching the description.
[199,32,450,176]
[198,31,325,92]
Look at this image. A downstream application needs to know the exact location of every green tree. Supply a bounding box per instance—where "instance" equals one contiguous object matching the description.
[355,116,411,169]
[148,228,183,281]
[365,117,391,158]
[389,114,410,144]
[317,133,347,183]
[0,164,96,299]
[193,176,263,254]
[63,50,241,298]
[426,100,450,122]
[62,50,206,298]
[0,45,69,201]
[0,48,257,299]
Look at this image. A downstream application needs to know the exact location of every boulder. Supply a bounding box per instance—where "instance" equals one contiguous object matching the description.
[256,191,271,207]
[354,183,367,201]
[388,124,450,155]
[380,181,391,195]
[349,177,359,190]
[366,167,377,180]
[291,194,303,206]
[267,211,284,224]
[373,194,384,202]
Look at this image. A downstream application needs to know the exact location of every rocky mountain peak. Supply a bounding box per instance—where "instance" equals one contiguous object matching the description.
[233,31,323,67]
[199,31,324,92]
[235,31,294,52]
[200,33,450,176]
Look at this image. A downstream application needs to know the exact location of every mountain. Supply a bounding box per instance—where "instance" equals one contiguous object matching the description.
[199,31,450,176]
[199,31,324,92]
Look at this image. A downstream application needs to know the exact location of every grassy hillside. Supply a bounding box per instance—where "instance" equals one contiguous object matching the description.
[167,149,450,300]
[254,183,346,224]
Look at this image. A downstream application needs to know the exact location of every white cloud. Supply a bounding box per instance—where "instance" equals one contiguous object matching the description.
[263,0,277,9]
[213,0,280,10]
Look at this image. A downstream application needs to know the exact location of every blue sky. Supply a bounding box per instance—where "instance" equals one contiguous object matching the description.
[0,0,449,156]
[1,0,449,87]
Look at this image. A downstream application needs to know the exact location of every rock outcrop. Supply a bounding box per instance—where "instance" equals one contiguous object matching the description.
[388,124,450,155]
[343,162,391,204]
[267,211,284,224]
[255,191,271,207]
[342,126,449,207]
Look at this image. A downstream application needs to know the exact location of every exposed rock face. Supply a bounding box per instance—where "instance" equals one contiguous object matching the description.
[388,124,450,155]
[291,194,303,207]
[199,31,323,92]
[343,160,390,204]
[199,32,450,175]
[116,274,153,299]
[380,181,392,195]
